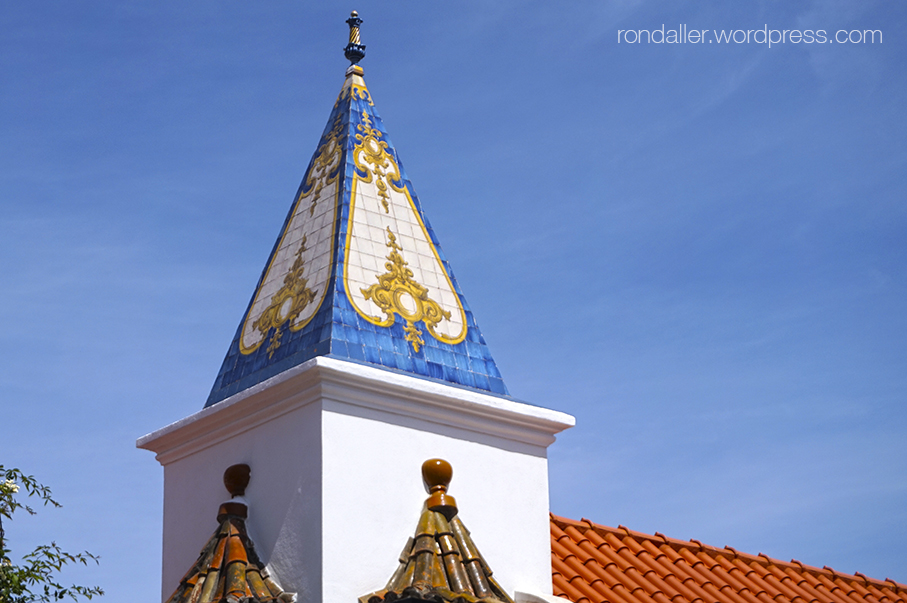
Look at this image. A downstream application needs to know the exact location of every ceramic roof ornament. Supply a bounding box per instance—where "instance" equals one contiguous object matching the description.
[344,11,366,65]
[361,459,515,603]
[163,465,296,603]
[205,10,507,407]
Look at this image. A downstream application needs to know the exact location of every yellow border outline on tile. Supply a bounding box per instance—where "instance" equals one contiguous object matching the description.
[343,131,467,346]
[238,134,341,355]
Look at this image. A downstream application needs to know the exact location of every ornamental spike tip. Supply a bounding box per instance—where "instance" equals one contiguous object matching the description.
[344,10,366,65]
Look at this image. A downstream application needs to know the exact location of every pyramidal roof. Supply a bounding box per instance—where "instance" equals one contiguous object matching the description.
[166,465,295,603]
[362,459,515,603]
[206,13,506,407]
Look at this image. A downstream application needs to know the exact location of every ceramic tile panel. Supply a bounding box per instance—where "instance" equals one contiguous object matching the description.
[205,65,508,407]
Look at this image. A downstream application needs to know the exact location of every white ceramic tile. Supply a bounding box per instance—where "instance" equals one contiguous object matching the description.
[344,155,465,345]
[239,176,337,353]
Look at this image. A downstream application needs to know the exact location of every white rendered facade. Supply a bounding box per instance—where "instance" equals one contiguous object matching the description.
[138,356,574,603]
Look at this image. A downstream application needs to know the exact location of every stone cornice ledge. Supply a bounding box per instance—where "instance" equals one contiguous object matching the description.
[137,357,575,465]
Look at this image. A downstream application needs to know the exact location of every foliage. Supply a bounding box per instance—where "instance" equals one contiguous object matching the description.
[0,466,103,602]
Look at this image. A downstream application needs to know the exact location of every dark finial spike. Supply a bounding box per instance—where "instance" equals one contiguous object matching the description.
[344,10,366,65]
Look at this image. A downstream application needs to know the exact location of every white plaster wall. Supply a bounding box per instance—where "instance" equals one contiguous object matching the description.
[159,400,322,601]
[320,404,554,602]
[142,358,573,603]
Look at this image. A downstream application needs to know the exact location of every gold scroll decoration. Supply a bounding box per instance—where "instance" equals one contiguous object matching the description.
[252,236,317,358]
[350,83,373,105]
[362,227,451,353]
[239,112,342,356]
[306,113,343,216]
[353,111,403,213]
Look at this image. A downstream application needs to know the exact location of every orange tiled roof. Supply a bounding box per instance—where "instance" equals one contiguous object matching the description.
[550,514,906,603]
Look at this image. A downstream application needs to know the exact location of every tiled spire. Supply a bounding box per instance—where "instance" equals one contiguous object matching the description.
[164,465,295,603]
[206,13,506,407]
[361,459,515,603]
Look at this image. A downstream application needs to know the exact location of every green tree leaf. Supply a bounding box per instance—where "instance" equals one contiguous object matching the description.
[0,466,103,602]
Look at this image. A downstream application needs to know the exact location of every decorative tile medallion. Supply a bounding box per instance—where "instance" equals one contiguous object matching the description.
[345,111,466,350]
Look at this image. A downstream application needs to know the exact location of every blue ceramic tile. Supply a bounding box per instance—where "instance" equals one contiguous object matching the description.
[378,348,396,368]
[396,353,414,372]
[452,353,468,371]
[331,340,349,358]
[423,345,443,364]
[473,372,490,391]
[488,378,506,395]
[392,336,409,355]
[347,343,365,361]
[376,330,393,350]
[487,362,502,379]
[364,345,381,364]
[298,330,313,348]
[359,328,377,348]
[343,325,361,345]
[459,370,477,389]
[412,357,428,376]
[466,356,482,374]
[439,348,455,367]
[342,308,358,325]
[427,362,444,380]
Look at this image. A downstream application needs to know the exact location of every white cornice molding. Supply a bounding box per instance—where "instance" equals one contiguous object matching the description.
[137,357,575,465]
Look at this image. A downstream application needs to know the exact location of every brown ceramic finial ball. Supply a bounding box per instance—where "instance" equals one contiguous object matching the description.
[223,464,251,497]
[422,458,458,520]
[422,458,453,494]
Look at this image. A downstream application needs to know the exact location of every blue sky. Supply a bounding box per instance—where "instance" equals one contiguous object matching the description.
[2,1,905,599]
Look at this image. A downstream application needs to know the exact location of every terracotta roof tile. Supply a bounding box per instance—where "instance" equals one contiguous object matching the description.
[165,503,295,603]
[165,465,295,603]
[551,515,905,603]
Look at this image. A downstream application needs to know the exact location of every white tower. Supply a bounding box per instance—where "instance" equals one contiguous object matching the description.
[138,12,574,603]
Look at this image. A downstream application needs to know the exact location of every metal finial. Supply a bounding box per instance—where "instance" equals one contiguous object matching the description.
[344,11,366,65]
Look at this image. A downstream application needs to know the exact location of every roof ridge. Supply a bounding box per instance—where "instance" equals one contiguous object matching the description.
[550,513,906,593]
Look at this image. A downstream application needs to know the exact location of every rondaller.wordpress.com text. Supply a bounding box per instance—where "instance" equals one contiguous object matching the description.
[617,25,882,46]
